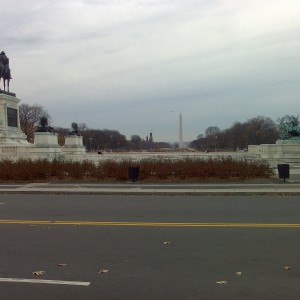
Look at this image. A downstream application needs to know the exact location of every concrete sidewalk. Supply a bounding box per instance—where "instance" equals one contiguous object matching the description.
[1,176,300,195]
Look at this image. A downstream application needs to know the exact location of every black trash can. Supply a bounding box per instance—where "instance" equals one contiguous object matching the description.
[277,164,289,181]
[128,166,140,182]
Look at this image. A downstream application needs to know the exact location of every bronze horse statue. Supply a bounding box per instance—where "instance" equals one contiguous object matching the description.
[0,51,11,92]
[0,71,11,92]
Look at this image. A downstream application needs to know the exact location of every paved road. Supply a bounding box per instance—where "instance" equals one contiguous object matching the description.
[0,194,300,299]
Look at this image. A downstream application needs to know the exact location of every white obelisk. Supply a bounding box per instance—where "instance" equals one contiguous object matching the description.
[179,112,183,148]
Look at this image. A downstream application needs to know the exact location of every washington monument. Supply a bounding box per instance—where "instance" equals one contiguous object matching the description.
[179,113,183,148]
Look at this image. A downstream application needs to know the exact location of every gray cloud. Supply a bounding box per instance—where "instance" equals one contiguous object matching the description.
[1,0,300,142]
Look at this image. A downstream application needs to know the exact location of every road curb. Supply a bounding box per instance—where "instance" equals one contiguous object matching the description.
[1,190,300,196]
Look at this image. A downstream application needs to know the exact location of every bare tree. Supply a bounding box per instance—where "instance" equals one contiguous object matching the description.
[19,103,51,142]
[204,126,221,151]
[205,126,221,138]
[78,123,88,131]
[130,135,142,150]
[245,116,279,145]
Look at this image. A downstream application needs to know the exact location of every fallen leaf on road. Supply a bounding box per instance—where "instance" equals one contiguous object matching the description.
[58,263,67,267]
[284,266,291,270]
[216,281,228,285]
[163,241,171,245]
[235,272,242,276]
[98,269,110,274]
[32,271,45,276]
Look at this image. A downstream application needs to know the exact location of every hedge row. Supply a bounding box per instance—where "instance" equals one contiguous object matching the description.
[0,157,274,181]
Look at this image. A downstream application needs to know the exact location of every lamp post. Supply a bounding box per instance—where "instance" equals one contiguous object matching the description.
[89,137,93,152]
[214,135,218,152]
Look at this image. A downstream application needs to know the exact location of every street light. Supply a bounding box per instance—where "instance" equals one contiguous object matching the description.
[214,135,218,152]
[88,137,93,152]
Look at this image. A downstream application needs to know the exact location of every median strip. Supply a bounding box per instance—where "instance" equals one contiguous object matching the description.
[1,220,300,228]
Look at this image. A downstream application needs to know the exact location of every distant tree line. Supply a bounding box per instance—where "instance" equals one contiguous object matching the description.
[55,127,170,151]
[19,104,283,152]
[190,116,280,151]
[19,103,171,151]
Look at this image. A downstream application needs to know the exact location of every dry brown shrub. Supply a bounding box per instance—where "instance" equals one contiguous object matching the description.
[0,157,273,182]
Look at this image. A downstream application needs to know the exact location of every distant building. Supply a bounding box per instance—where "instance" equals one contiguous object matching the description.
[149,132,153,143]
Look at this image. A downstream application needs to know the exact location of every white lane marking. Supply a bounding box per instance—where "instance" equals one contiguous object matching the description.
[0,278,90,286]
[0,203,5,205]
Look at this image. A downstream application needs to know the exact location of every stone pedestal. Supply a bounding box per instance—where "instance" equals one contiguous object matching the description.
[30,132,62,159]
[62,135,86,155]
[248,139,300,163]
[0,93,31,158]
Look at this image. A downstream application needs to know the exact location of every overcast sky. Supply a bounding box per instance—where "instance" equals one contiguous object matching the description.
[2,0,300,142]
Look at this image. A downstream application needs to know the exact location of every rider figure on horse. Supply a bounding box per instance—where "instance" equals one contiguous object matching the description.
[0,51,12,92]
[0,51,11,79]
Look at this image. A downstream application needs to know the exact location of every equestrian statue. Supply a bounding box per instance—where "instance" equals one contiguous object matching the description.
[279,115,300,139]
[0,51,12,92]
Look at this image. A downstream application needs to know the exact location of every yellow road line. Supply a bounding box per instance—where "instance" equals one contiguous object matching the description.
[1,220,300,228]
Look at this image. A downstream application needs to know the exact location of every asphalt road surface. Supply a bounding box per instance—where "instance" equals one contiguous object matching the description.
[0,194,300,300]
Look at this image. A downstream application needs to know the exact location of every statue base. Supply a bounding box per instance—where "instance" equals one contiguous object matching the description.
[62,135,86,155]
[0,93,31,158]
[0,90,16,97]
[276,138,300,144]
[30,132,62,160]
[248,139,300,164]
